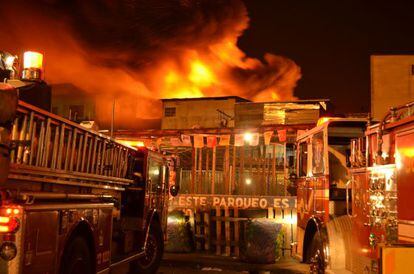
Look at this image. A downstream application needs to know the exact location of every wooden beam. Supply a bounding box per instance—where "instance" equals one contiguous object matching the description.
[191,147,196,193]
[215,207,221,255]
[240,146,244,195]
[234,207,239,257]
[272,144,277,195]
[198,148,203,193]
[224,145,230,194]
[211,146,216,194]
[204,211,210,251]
[225,207,230,256]
[232,145,236,194]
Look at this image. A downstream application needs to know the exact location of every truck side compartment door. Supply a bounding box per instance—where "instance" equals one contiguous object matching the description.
[22,210,59,274]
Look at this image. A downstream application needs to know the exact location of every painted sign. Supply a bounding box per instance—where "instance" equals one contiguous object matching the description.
[169,194,297,209]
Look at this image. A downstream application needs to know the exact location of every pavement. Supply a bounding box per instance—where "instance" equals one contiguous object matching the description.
[158,252,309,274]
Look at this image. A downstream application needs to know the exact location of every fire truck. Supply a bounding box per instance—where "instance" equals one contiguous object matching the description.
[296,107,414,273]
[0,51,178,274]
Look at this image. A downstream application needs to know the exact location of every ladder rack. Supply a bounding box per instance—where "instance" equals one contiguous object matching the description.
[8,100,134,191]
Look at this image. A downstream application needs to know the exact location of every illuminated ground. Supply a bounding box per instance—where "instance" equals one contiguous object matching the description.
[158,252,308,274]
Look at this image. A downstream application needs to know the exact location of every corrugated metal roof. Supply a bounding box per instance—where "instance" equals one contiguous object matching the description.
[161,96,250,102]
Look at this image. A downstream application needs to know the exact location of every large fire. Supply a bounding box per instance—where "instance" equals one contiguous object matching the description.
[0,0,301,129]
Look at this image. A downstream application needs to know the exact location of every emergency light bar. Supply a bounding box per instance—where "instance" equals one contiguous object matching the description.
[22,51,43,81]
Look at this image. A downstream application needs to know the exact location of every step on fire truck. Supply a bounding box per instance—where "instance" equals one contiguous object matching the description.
[296,108,414,273]
[0,51,178,274]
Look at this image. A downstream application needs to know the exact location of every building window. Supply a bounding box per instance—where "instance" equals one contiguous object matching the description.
[164,107,176,117]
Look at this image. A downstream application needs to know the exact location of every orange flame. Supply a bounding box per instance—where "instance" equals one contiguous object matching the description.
[0,1,301,130]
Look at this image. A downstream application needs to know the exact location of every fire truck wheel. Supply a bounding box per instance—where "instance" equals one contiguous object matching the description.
[134,222,164,274]
[60,236,93,274]
[308,233,325,274]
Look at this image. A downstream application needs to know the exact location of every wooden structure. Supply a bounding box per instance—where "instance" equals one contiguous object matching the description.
[169,194,297,257]
[114,98,329,259]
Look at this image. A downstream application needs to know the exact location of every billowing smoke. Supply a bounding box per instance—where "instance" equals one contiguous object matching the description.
[0,0,301,129]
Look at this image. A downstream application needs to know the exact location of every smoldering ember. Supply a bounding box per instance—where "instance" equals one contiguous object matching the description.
[1,1,414,274]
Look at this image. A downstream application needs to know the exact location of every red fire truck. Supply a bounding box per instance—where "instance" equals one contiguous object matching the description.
[0,52,178,274]
[296,107,414,273]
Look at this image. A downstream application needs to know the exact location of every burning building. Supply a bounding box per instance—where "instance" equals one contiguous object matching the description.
[0,0,301,131]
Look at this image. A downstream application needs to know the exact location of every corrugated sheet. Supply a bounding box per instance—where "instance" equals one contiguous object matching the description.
[236,102,320,127]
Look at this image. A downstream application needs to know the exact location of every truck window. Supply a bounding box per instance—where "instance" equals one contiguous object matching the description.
[148,159,163,193]
[312,131,325,175]
[298,141,308,177]
[328,137,350,188]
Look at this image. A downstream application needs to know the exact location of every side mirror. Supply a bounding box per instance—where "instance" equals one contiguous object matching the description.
[169,185,179,197]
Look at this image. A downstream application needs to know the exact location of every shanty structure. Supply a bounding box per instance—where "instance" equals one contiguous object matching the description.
[115,97,329,258]
[116,97,328,196]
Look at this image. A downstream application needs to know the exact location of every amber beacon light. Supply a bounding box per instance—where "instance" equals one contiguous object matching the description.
[22,51,43,81]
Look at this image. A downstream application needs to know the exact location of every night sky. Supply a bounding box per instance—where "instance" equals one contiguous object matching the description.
[239,0,414,114]
[3,0,414,119]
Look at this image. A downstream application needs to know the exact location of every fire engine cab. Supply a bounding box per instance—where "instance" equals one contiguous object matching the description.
[295,117,368,272]
[0,51,178,274]
[296,105,414,273]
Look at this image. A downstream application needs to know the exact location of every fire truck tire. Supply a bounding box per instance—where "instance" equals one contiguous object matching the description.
[60,236,93,274]
[133,221,164,274]
[308,233,325,274]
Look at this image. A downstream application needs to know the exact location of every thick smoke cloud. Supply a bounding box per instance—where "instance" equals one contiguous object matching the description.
[0,0,301,129]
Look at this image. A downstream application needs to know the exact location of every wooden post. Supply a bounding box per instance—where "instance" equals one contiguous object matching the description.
[204,211,210,251]
[249,147,253,195]
[195,211,201,250]
[284,143,288,196]
[198,148,203,193]
[232,145,236,194]
[240,146,244,195]
[267,207,275,219]
[206,149,210,193]
[224,145,230,194]
[234,207,240,257]
[191,147,196,193]
[272,144,277,195]
[215,207,221,255]
[261,145,265,195]
[266,155,270,195]
[211,146,216,194]
[225,207,231,256]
